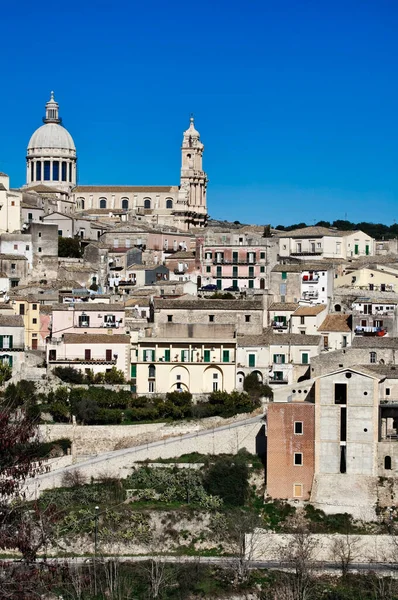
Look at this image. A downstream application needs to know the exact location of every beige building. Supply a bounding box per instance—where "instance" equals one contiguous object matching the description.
[131,323,236,395]
[290,304,328,335]
[276,226,374,260]
[335,265,398,292]
[317,313,352,351]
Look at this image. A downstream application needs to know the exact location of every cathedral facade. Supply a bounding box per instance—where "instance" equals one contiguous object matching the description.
[25,94,208,230]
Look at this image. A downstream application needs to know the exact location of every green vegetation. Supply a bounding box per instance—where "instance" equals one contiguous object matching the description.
[243,371,273,401]
[54,365,125,384]
[58,236,82,258]
[274,219,398,240]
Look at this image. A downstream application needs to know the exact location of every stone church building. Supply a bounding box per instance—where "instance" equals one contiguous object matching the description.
[24,93,208,231]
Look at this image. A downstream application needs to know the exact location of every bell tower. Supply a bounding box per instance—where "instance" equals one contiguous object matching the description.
[176,116,208,229]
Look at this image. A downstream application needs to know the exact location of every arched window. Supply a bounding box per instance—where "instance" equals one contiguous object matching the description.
[166,198,173,209]
[148,364,156,378]
[144,198,151,209]
[370,351,377,364]
[121,198,129,210]
[335,304,342,312]
[99,198,107,209]
[77,197,85,210]
[385,456,392,470]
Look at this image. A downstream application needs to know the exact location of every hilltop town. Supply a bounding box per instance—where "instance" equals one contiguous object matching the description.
[2,94,398,598]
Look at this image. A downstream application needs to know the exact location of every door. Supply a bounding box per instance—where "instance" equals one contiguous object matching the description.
[32,339,38,350]
[85,349,91,360]
[106,349,112,361]
[248,354,255,367]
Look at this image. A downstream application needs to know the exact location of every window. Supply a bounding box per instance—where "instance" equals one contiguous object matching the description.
[99,198,107,209]
[26,245,30,251]
[44,161,51,180]
[32,318,37,324]
[260,252,265,259]
[58,230,63,237]
[293,484,303,498]
[245,315,251,323]
[84,349,91,360]
[167,315,173,322]
[281,271,287,280]
[38,248,42,253]
[248,266,254,278]
[32,304,37,310]
[294,422,303,435]
[386,388,391,396]
[294,453,303,466]
[61,161,67,181]
[53,161,59,180]
[206,266,211,273]
[204,350,211,363]
[121,198,129,210]
[13,244,18,250]
[248,354,256,367]
[335,383,347,404]
[148,381,155,393]
[11,263,16,270]
[36,161,42,180]
[19,305,25,316]
[164,349,170,362]
[370,352,377,364]
[166,198,173,209]
[260,266,265,273]
[148,364,156,378]
[1,336,12,349]
[181,350,189,362]
[300,316,305,325]
[248,280,254,289]
[78,315,90,327]
[144,349,155,362]
[223,350,230,363]
[209,315,214,322]
[131,364,137,378]
[273,354,285,364]
[105,349,112,361]
[385,456,392,470]
[144,198,151,209]
[342,335,347,348]
[301,353,309,365]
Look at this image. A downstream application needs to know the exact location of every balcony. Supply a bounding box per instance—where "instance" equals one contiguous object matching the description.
[272,321,288,330]
[270,377,289,384]
[212,259,257,266]
[174,268,187,275]
[302,291,319,300]
[354,327,386,337]
[117,280,137,286]
[302,276,319,283]
[48,356,117,364]
[290,251,322,257]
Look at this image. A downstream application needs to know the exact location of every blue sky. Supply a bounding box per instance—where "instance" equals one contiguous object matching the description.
[1,0,397,226]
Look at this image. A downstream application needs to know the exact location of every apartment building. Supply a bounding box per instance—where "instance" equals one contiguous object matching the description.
[0,314,25,372]
[270,262,334,305]
[351,298,398,337]
[131,323,236,395]
[290,305,328,335]
[50,303,126,338]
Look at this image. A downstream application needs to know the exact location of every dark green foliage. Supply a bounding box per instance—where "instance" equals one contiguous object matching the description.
[4,380,37,409]
[58,236,82,258]
[304,504,357,533]
[163,391,193,419]
[53,366,84,384]
[243,372,273,401]
[103,366,125,384]
[74,398,100,424]
[195,390,260,418]
[203,455,250,506]
[32,438,71,459]
[263,499,296,530]
[209,292,235,299]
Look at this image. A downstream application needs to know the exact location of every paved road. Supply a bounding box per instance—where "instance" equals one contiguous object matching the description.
[31,414,264,485]
[4,555,398,573]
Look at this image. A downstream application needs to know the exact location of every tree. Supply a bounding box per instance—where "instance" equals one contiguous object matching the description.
[279,524,319,600]
[331,532,362,577]
[243,372,273,401]
[227,510,263,583]
[58,236,82,258]
[203,455,249,506]
[0,362,12,386]
[104,366,125,384]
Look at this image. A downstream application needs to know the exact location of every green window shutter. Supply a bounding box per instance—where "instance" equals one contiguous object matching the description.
[260,252,265,259]
[281,355,286,364]
[249,354,255,367]
[206,266,211,273]
[217,280,222,290]
[223,350,229,363]
[282,271,287,280]
[233,252,238,263]
[249,266,254,277]
[151,350,155,361]
[131,364,137,378]
[9,336,13,350]
[354,244,359,255]
[302,353,309,364]
[0,336,3,350]
[181,350,185,362]
[204,350,210,363]
[366,245,369,256]
[249,280,254,289]
[8,356,13,368]
[260,266,265,273]
[164,349,170,362]
[273,354,277,363]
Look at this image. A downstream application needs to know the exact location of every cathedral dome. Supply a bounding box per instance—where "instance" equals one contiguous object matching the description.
[28,123,76,151]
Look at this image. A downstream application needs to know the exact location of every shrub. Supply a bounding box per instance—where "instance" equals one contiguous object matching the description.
[53,366,84,384]
[61,469,87,488]
[203,456,250,506]
[58,237,82,258]
[243,372,273,400]
[74,398,99,424]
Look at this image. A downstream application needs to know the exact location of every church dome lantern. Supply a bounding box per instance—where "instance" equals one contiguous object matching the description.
[26,92,77,192]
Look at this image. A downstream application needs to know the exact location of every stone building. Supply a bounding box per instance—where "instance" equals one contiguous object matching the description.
[0,173,21,234]
[0,314,25,373]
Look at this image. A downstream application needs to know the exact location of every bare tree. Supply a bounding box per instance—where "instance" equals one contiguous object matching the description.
[278,524,319,600]
[331,533,362,577]
[227,510,263,583]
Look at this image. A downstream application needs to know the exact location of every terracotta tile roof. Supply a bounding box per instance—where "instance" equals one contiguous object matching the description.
[318,314,352,332]
[0,254,27,261]
[0,315,24,327]
[275,226,363,238]
[53,303,125,312]
[293,305,327,316]
[155,299,263,311]
[272,261,335,273]
[268,302,299,311]
[125,297,151,307]
[238,329,321,346]
[73,186,178,193]
[63,333,130,344]
[165,251,195,259]
[364,365,398,379]
[26,184,65,194]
